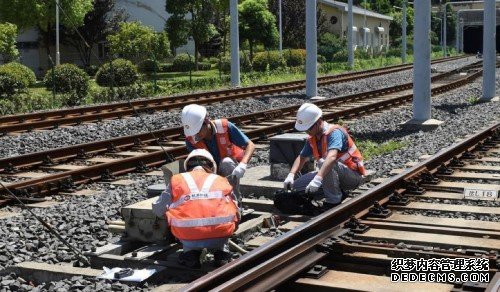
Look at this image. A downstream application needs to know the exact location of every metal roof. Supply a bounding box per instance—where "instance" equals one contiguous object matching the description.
[318,0,394,21]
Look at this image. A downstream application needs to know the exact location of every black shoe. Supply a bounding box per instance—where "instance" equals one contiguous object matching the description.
[213,250,232,267]
[178,250,201,269]
[341,190,349,201]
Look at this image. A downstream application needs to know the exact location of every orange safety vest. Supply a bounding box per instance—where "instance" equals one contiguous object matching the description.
[308,124,366,176]
[166,168,239,241]
[186,119,245,162]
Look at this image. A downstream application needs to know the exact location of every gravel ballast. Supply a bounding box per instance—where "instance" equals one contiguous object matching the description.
[0,57,478,158]
[0,57,498,291]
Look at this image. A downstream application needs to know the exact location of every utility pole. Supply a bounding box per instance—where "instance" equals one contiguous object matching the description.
[481,0,496,101]
[443,3,447,57]
[279,0,282,56]
[305,0,318,98]
[56,0,60,66]
[230,0,240,87]
[348,0,354,68]
[402,1,407,63]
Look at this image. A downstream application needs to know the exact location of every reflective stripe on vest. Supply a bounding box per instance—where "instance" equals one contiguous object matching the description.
[308,124,366,175]
[168,173,224,209]
[170,215,236,228]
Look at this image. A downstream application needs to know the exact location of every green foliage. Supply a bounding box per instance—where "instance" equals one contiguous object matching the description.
[239,0,279,59]
[218,53,252,73]
[332,49,348,62]
[84,65,99,77]
[172,53,195,72]
[283,49,306,67]
[357,139,407,160]
[0,22,19,63]
[0,62,36,87]
[252,51,286,71]
[93,84,144,103]
[108,21,163,62]
[318,32,346,62]
[152,32,171,60]
[467,96,480,105]
[0,90,55,114]
[0,0,93,31]
[43,64,89,106]
[0,73,22,98]
[354,49,371,59]
[95,58,138,87]
[138,59,160,74]
[198,63,212,71]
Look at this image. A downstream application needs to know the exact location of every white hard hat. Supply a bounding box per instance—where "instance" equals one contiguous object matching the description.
[184,149,217,173]
[295,103,322,131]
[181,104,207,137]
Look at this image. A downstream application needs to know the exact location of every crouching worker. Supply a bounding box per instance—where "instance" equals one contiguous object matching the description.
[283,103,365,209]
[152,149,240,268]
[181,104,255,204]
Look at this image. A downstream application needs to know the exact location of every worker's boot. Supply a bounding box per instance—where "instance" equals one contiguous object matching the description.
[213,250,232,267]
[178,250,201,269]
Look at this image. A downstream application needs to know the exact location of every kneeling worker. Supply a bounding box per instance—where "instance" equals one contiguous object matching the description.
[181,104,255,203]
[283,103,365,209]
[153,149,239,268]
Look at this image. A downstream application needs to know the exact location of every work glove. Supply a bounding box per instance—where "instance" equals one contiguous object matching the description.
[305,175,323,193]
[283,173,295,190]
[231,162,247,179]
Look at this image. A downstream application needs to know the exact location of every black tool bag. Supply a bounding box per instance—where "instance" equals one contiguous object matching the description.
[273,190,320,216]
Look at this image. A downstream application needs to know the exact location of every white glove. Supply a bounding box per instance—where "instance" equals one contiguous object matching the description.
[305,175,323,193]
[231,162,247,179]
[283,173,295,190]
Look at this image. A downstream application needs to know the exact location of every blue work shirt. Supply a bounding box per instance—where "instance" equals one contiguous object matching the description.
[300,122,348,158]
[186,121,250,163]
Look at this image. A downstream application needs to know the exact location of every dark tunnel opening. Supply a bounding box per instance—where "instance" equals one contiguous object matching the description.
[462,25,500,54]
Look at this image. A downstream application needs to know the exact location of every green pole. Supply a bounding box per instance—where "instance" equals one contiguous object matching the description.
[188,53,192,90]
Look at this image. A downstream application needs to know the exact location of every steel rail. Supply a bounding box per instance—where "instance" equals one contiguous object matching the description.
[182,122,499,292]
[0,56,465,134]
[0,67,483,198]
[0,64,479,172]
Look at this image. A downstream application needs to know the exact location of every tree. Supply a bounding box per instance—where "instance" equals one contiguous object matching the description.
[389,6,414,47]
[61,0,128,67]
[268,0,328,49]
[0,0,94,56]
[239,0,278,60]
[0,22,19,63]
[108,21,170,62]
[165,0,218,69]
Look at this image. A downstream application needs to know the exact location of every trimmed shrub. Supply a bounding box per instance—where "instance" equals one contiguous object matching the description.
[84,65,99,77]
[43,64,89,106]
[283,49,306,67]
[93,84,144,103]
[96,59,138,87]
[332,49,348,62]
[318,32,346,62]
[138,59,160,74]
[354,49,371,59]
[252,51,286,71]
[198,62,212,71]
[0,62,36,88]
[217,53,252,73]
[172,53,195,72]
[0,73,23,97]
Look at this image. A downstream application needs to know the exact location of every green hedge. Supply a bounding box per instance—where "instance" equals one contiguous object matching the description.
[0,62,36,97]
[43,64,89,106]
[252,51,286,72]
[283,49,306,67]
[172,53,195,72]
[138,59,160,74]
[96,59,138,87]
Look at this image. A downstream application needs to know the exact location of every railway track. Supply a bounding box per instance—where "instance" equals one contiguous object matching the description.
[0,56,465,134]
[0,61,484,203]
[181,121,499,292]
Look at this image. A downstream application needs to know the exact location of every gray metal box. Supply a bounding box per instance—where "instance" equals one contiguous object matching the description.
[269,133,308,164]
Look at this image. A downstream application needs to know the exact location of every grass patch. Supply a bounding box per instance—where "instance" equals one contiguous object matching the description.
[357,140,407,160]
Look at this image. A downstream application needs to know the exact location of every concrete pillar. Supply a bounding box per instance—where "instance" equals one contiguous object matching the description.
[456,12,460,53]
[403,0,442,129]
[230,0,240,87]
[56,0,60,66]
[279,0,282,56]
[443,4,447,57]
[347,0,354,68]
[481,0,497,101]
[305,0,318,98]
[402,1,407,63]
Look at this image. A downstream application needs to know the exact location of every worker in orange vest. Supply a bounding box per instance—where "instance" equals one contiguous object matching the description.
[152,149,240,268]
[181,104,255,204]
[283,103,365,209]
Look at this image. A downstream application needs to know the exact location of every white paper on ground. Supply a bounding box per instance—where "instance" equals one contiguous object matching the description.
[97,266,159,282]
